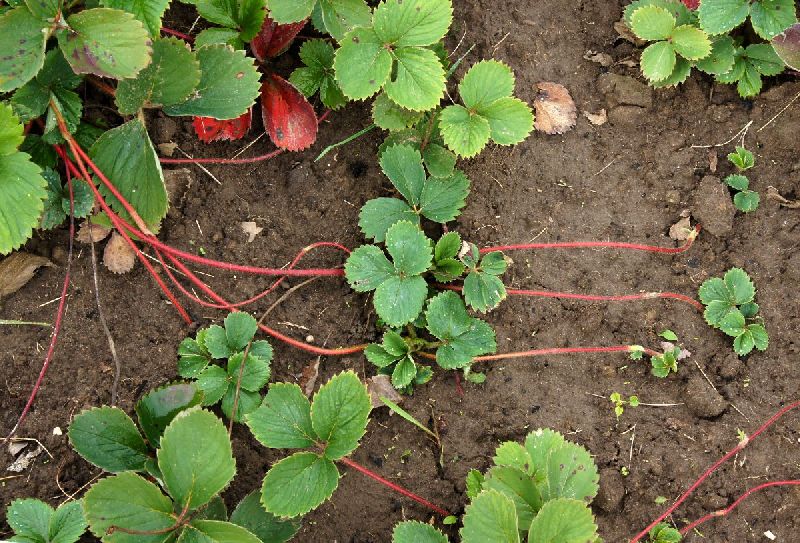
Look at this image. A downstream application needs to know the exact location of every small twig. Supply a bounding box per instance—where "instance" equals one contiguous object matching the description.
[757,90,800,132]
[263,277,322,319]
[172,147,222,185]
[690,121,753,149]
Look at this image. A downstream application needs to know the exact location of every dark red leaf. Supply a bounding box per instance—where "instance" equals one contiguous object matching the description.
[193,110,252,143]
[773,23,800,71]
[681,0,699,9]
[251,15,307,62]
[260,73,318,151]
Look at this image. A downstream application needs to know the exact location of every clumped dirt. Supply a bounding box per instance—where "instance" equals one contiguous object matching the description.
[3,1,800,541]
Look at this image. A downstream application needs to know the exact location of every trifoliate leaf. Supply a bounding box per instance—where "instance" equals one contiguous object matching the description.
[334,27,393,100]
[358,197,419,243]
[0,7,48,92]
[345,245,396,292]
[460,490,520,543]
[725,173,750,190]
[422,143,457,178]
[290,38,347,109]
[439,105,492,158]
[58,8,152,79]
[527,498,597,543]
[384,46,446,111]
[480,251,508,275]
[380,144,426,205]
[47,500,88,543]
[393,521,448,543]
[373,0,452,47]
[230,491,301,543]
[386,221,433,275]
[205,325,232,358]
[157,407,235,510]
[101,0,170,37]
[391,356,417,388]
[83,472,174,540]
[719,309,746,337]
[319,0,371,41]
[419,170,470,223]
[484,466,543,533]
[375,275,429,327]
[698,0,750,35]
[640,41,677,81]
[261,452,339,517]
[670,24,712,60]
[310,371,371,460]
[89,118,168,232]
[373,92,425,131]
[365,343,402,368]
[733,329,755,355]
[68,406,149,472]
[247,383,317,449]
[135,382,203,447]
[696,35,736,75]
[197,364,229,405]
[630,6,676,41]
[6,498,53,542]
[116,37,201,114]
[426,291,497,369]
[651,56,692,88]
[724,268,756,305]
[163,45,261,120]
[733,190,760,212]
[750,0,796,40]
[383,330,410,355]
[463,271,506,313]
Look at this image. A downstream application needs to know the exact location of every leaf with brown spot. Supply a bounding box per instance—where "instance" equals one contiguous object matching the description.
[533,82,577,135]
[0,252,53,298]
[103,232,136,274]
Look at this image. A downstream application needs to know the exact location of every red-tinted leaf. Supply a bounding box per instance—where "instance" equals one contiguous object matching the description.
[773,23,800,71]
[681,0,699,9]
[193,110,252,143]
[260,74,317,151]
[251,15,307,62]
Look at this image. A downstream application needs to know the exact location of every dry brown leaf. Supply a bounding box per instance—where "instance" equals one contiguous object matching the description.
[241,221,263,243]
[158,142,178,156]
[614,18,646,45]
[582,109,607,126]
[584,50,613,67]
[76,221,112,243]
[298,358,320,397]
[103,232,136,274]
[766,186,800,208]
[366,374,403,408]
[669,216,693,241]
[0,253,53,298]
[707,150,718,173]
[534,82,577,135]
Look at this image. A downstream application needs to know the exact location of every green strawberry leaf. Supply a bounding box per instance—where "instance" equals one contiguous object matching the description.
[226,351,271,392]
[630,6,676,41]
[725,173,750,190]
[101,0,170,37]
[527,498,597,543]
[745,42,786,75]
[265,0,315,23]
[439,105,492,158]
[220,387,261,422]
[670,24,712,60]
[290,39,346,110]
[345,245,396,292]
[224,312,258,351]
[197,365,230,405]
[58,8,152,79]
[47,500,88,543]
[641,41,677,82]
[460,489,520,543]
[194,27,243,49]
[157,407,235,510]
[483,466,542,533]
[719,308,746,337]
[365,343,402,368]
[733,190,760,212]
[624,0,693,27]
[204,325,232,359]
[183,520,261,543]
[0,7,48,92]
[373,0,452,47]
[435,231,462,261]
[135,382,204,447]
[246,382,317,449]
[493,441,532,473]
[426,291,497,369]
[460,60,515,109]
[724,268,756,305]
[229,491,301,543]
[163,45,261,120]
[463,270,506,313]
[481,97,534,146]
[727,146,754,170]
[422,143,456,178]
[695,35,736,75]
[373,92,425,131]
[748,323,769,351]
[6,498,53,543]
[384,46,446,111]
[750,0,796,40]
[649,523,682,543]
[393,521,448,543]
[733,329,755,355]
[317,0,370,41]
[419,170,470,223]
[334,27,393,100]
[260,452,339,518]
[68,406,149,472]
[83,472,174,541]
[358,197,419,243]
[178,332,213,378]
[466,470,486,500]
[698,0,750,35]
[373,274,428,327]
[116,37,201,114]
[524,428,599,502]
[311,370,371,460]
[380,143,426,206]
[391,355,417,388]
[740,301,760,318]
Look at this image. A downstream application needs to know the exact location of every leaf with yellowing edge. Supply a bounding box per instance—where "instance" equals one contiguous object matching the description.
[261,74,318,151]
[251,15,307,62]
[193,109,252,143]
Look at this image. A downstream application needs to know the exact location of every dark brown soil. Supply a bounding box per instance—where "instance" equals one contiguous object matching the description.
[3,1,800,541]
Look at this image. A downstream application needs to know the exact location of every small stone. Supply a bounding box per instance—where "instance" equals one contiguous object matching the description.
[305,335,315,344]
[692,176,735,236]
[52,426,63,436]
[596,73,653,108]
[684,375,728,419]
[595,468,625,513]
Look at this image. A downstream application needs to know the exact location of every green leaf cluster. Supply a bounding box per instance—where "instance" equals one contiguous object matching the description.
[609,392,639,419]
[290,39,347,110]
[194,0,266,47]
[625,0,791,95]
[394,429,600,543]
[377,115,458,179]
[178,312,273,421]
[333,0,453,111]
[245,371,372,517]
[724,146,759,212]
[5,499,87,543]
[439,60,534,157]
[0,103,47,255]
[460,243,509,312]
[40,167,94,229]
[267,0,370,41]
[698,268,768,356]
[649,523,682,543]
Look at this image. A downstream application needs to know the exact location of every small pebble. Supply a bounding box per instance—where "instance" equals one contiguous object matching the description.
[52,426,63,436]
[305,335,315,344]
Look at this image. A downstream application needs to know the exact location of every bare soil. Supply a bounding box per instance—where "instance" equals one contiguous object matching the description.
[2,1,800,541]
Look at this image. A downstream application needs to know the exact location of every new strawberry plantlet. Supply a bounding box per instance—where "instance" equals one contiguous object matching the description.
[5,498,87,543]
[392,429,601,543]
[698,268,768,356]
[178,312,274,422]
[610,391,640,419]
[724,146,760,213]
[624,0,794,96]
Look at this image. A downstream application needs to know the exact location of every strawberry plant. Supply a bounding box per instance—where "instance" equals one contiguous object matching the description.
[392,429,601,542]
[624,0,794,96]
[5,498,87,543]
[610,391,640,419]
[178,312,274,422]
[698,268,768,356]
[724,146,760,213]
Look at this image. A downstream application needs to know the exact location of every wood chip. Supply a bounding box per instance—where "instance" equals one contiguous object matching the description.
[534,82,577,135]
[0,252,53,298]
[103,232,136,274]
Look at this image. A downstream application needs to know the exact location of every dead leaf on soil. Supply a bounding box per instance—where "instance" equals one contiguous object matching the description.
[298,358,320,397]
[614,18,646,45]
[241,221,264,243]
[76,221,112,244]
[7,444,43,472]
[582,109,607,126]
[766,186,800,209]
[669,216,693,241]
[367,374,403,408]
[707,150,718,173]
[584,50,613,67]
[103,232,136,274]
[0,253,53,298]
[158,142,178,156]
[534,82,577,135]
